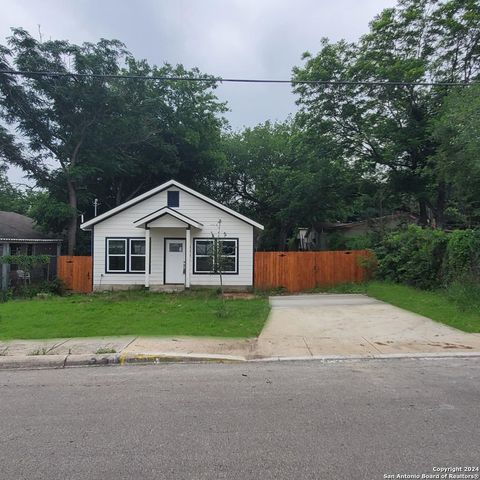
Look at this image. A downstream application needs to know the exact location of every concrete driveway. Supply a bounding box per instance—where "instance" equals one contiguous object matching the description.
[256,294,480,358]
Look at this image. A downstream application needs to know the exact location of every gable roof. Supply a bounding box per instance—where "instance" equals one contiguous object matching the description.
[134,207,203,229]
[0,211,62,242]
[80,180,264,230]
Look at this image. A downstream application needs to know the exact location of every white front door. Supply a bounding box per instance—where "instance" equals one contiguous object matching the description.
[165,239,186,284]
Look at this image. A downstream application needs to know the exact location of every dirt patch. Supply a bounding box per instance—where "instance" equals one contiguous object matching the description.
[427,342,473,350]
[223,293,256,300]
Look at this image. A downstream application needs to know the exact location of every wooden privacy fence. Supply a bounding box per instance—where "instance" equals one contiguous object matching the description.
[254,250,373,292]
[57,256,93,293]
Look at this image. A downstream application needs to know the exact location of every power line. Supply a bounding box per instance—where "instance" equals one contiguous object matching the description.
[0,69,475,87]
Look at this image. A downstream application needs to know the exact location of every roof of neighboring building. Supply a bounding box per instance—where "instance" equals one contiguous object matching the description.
[313,212,419,232]
[0,211,62,242]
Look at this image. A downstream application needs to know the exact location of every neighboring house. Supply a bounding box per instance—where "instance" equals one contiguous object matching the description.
[297,212,418,250]
[0,211,62,289]
[80,180,264,291]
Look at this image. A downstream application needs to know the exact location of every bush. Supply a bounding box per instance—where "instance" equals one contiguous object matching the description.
[41,278,68,296]
[0,289,13,303]
[344,235,374,250]
[375,225,448,290]
[328,232,374,250]
[443,229,480,284]
[11,278,68,299]
[446,279,480,312]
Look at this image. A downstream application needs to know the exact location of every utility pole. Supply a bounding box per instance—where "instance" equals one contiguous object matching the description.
[93,198,100,217]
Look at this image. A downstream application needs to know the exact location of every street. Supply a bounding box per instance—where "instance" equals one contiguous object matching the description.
[1,358,479,480]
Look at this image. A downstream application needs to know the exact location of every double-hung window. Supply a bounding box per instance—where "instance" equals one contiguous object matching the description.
[107,239,127,272]
[106,238,146,273]
[129,239,146,272]
[194,238,238,274]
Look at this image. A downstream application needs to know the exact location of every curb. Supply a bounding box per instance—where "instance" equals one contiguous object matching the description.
[1,350,480,370]
[0,354,119,370]
[117,353,246,365]
[251,351,480,362]
[0,352,245,370]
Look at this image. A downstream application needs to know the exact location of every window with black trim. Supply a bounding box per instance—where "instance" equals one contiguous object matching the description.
[167,191,179,208]
[194,238,238,274]
[106,238,146,273]
[129,239,146,272]
[107,239,127,272]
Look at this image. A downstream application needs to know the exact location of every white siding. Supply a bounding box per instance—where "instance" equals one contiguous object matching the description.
[92,188,254,288]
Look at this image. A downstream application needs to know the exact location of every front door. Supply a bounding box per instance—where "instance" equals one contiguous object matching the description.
[165,239,186,284]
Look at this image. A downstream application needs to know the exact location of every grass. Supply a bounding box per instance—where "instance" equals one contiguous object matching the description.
[318,281,480,333]
[0,290,270,340]
[95,347,117,354]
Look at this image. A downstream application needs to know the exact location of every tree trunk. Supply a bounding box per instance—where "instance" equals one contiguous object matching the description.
[418,198,429,226]
[278,224,289,251]
[435,181,447,230]
[67,180,77,255]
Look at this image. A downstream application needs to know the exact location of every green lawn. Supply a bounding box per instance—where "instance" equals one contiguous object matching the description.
[0,290,270,340]
[323,281,480,333]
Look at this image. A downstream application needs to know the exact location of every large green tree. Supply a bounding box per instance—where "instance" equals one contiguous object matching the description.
[293,0,480,228]
[0,169,28,213]
[213,121,357,249]
[0,29,225,253]
[430,84,480,226]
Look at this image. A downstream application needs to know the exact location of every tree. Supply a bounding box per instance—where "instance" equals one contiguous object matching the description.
[0,30,130,253]
[0,29,226,253]
[293,0,480,228]
[430,85,480,226]
[212,120,357,249]
[0,169,28,213]
[78,60,226,211]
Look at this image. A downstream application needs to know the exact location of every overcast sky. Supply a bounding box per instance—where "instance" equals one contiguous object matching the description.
[1,0,396,184]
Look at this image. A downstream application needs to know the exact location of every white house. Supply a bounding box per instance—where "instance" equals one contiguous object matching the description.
[80,180,263,291]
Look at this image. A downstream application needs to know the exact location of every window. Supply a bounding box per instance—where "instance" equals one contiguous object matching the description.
[10,244,20,255]
[169,242,183,253]
[129,239,146,272]
[194,238,238,274]
[167,191,179,208]
[107,239,127,272]
[106,238,146,273]
[195,240,214,273]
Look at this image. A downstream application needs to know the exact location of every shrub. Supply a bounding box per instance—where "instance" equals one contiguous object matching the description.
[375,225,448,290]
[41,278,68,296]
[0,289,13,303]
[11,278,68,299]
[327,232,374,250]
[446,279,480,312]
[344,235,374,250]
[443,229,480,284]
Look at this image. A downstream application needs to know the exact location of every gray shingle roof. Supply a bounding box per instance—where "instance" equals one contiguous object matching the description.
[0,211,61,241]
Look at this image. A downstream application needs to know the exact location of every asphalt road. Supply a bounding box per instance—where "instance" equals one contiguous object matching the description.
[1,358,479,480]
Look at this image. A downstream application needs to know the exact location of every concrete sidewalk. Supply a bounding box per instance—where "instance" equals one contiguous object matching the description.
[0,335,255,368]
[2,294,480,369]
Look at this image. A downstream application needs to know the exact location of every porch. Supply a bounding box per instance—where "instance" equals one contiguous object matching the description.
[133,207,204,289]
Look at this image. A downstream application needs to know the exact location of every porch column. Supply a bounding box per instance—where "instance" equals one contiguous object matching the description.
[185,226,191,288]
[144,228,150,288]
[1,243,9,291]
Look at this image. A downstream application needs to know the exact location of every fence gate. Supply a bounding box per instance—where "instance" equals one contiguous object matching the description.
[254,250,372,292]
[57,256,93,293]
